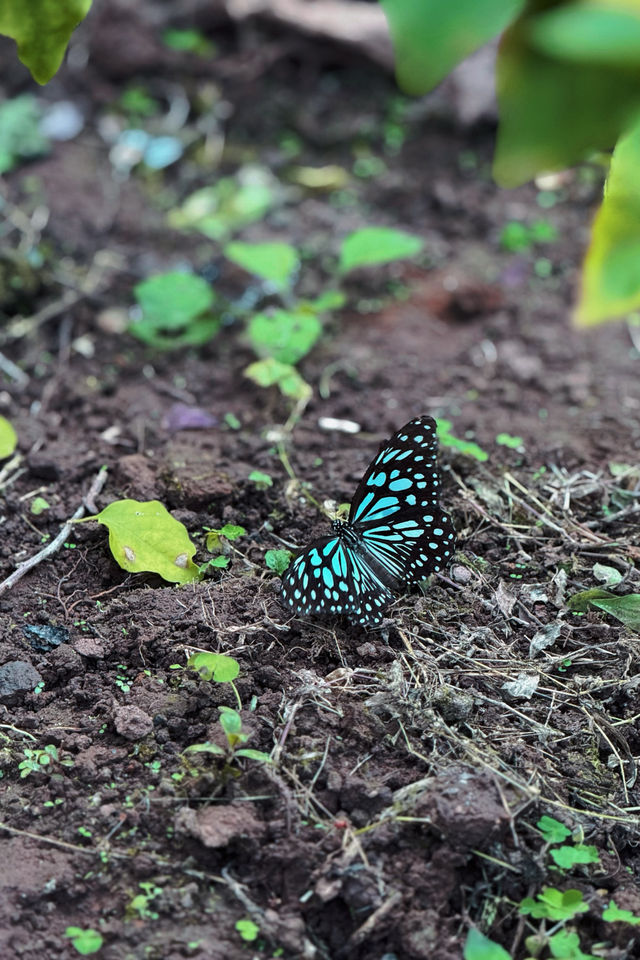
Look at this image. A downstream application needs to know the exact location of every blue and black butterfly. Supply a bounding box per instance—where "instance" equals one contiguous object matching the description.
[281,416,456,626]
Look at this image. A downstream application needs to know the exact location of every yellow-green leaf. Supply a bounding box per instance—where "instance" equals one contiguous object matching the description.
[530,2,640,67]
[0,416,18,459]
[494,13,640,187]
[576,119,640,325]
[244,357,311,402]
[380,0,524,94]
[94,499,200,584]
[0,0,93,85]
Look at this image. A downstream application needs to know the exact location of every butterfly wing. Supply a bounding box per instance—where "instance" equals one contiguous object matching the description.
[349,416,441,526]
[348,415,456,587]
[358,509,456,588]
[281,534,395,625]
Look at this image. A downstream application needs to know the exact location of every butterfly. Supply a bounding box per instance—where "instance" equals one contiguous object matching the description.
[281,415,455,626]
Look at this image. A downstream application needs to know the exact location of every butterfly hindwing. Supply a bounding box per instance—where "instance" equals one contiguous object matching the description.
[281,535,394,624]
[359,509,456,587]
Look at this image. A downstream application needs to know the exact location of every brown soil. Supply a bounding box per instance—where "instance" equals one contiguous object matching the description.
[1,4,639,960]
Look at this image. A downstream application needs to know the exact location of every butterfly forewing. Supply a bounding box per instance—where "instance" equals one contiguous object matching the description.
[349,416,441,526]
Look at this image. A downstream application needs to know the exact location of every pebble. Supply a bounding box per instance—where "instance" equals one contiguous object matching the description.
[113,704,154,741]
[0,660,43,704]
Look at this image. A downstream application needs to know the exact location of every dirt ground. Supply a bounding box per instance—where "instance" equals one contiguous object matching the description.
[1,3,639,959]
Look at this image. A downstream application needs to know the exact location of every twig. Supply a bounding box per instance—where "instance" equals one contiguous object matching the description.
[0,350,29,385]
[0,466,107,597]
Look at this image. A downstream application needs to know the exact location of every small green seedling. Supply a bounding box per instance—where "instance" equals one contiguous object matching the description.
[64,927,104,956]
[248,469,274,489]
[30,496,50,515]
[187,652,241,708]
[187,652,239,684]
[244,358,311,404]
[129,271,220,348]
[338,226,423,272]
[537,815,571,844]
[204,524,246,552]
[602,901,640,925]
[127,882,162,921]
[248,309,322,366]
[463,928,510,960]
[0,95,49,173]
[82,498,200,585]
[235,918,260,942]
[162,28,214,55]
[224,241,299,292]
[499,219,558,253]
[550,844,600,869]
[168,171,275,240]
[19,744,73,778]
[437,419,489,462]
[519,887,589,922]
[496,433,524,450]
[200,524,246,574]
[0,416,17,459]
[185,707,271,764]
[265,549,293,576]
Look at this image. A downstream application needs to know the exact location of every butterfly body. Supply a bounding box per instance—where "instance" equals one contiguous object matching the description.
[281,416,455,626]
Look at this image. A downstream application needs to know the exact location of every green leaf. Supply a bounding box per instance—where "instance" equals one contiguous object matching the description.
[187,652,240,683]
[0,95,49,172]
[339,227,423,273]
[244,357,312,402]
[602,900,640,925]
[224,241,299,291]
[519,887,589,921]
[64,926,104,956]
[168,174,274,240]
[203,555,230,569]
[567,587,616,613]
[161,28,214,56]
[235,919,260,942]
[184,741,225,756]
[379,0,524,95]
[590,594,640,631]
[548,929,598,960]
[130,271,219,348]
[205,524,246,551]
[530,3,640,67]
[496,433,524,450]
[235,748,272,763]
[92,499,200,584]
[463,927,512,960]
[304,290,346,313]
[494,13,640,187]
[550,844,600,869]
[248,470,273,489]
[30,496,51,516]
[437,419,489,462]
[537,815,571,845]
[0,416,18,459]
[265,549,292,575]
[0,1,92,84]
[576,118,640,325]
[248,309,322,365]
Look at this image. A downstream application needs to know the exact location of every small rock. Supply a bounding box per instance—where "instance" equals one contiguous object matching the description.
[175,803,265,848]
[113,704,154,741]
[72,637,105,659]
[0,661,43,704]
